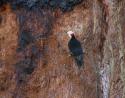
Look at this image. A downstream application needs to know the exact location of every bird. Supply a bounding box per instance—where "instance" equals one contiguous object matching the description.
[67,31,84,68]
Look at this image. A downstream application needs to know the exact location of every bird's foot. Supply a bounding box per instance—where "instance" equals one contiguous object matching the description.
[68,54,72,57]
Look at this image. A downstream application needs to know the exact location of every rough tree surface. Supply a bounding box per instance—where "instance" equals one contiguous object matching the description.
[0,0,125,98]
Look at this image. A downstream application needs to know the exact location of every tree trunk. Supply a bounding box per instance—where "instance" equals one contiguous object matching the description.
[0,0,125,98]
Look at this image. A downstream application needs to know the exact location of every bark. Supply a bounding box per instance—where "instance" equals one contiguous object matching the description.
[0,0,125,98]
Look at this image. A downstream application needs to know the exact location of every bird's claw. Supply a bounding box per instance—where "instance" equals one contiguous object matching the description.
[68,54,72,57]
[68,53,74,57]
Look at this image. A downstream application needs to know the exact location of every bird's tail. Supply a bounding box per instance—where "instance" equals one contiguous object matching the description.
[74,54,83,68]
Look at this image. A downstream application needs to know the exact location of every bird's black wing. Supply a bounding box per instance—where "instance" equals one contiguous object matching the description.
[68,38,83,56]
[68,38,84,67]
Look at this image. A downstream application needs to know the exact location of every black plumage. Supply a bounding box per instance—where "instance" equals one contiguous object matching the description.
[68,35,83,68]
